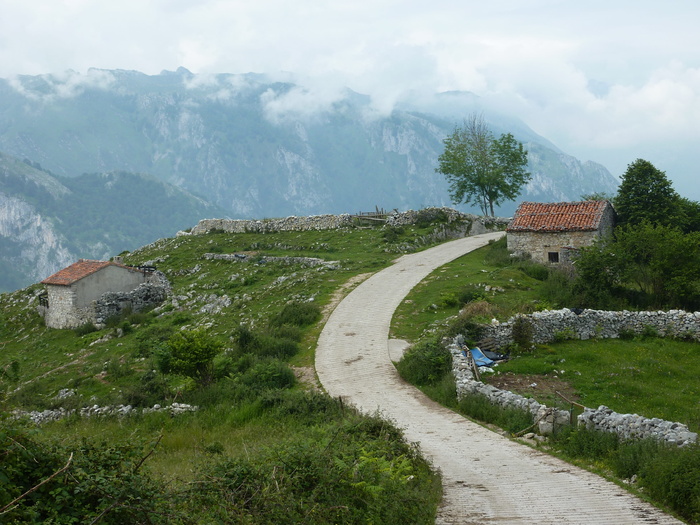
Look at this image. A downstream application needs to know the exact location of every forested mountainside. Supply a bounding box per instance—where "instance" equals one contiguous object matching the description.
[0,152,221,291]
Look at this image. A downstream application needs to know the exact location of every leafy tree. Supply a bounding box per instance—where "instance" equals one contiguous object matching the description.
[166,328,223,386]
[614,159,680,228]
[436,113,530,216]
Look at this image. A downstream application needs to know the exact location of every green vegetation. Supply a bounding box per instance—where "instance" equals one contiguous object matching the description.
[436,112,530,216]
[0,219,455,523]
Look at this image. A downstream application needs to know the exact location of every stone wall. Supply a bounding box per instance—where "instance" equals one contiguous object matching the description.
[480,308,700,347]
[450,337,571,436]
[93,271,171,326]
[506,230,599,264]
[451,331,698,446]
[188,214,355,235]
[185,207,510,236]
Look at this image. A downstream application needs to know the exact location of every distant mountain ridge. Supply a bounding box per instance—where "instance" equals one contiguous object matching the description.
[0,68,618,219]
[0,152,221,291]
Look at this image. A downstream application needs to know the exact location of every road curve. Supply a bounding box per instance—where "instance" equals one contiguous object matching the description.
[316,232,682,524]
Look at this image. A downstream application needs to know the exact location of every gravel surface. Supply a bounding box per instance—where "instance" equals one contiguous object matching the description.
[316,232,683,524]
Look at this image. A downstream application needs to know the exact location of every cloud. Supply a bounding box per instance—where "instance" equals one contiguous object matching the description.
[8,69,115,102]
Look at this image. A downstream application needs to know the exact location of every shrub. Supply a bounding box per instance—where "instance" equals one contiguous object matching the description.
[269,301,321,327]
[74,322,98,336]
[396,339,452,386]
[167,328,223,386]
[511,315,534,352]
[443,311,485,342]
[240,359,296,391]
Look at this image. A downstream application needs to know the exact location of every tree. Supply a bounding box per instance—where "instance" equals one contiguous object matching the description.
[436,113,530,216]
[614,159,680,227]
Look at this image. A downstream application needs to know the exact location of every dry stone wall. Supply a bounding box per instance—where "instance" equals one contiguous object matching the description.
[481,308,700,347]
[185,208,509,236]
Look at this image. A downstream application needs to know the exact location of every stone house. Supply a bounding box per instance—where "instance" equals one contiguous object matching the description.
[39,259,160,329]
[506,200,615,264]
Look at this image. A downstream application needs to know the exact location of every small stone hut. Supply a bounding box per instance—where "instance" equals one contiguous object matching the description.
[40,259,156,329]
[506,200,615,264]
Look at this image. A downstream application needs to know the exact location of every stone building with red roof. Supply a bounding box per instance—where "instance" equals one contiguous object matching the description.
[40,259,155,329]
[506,200,615,264]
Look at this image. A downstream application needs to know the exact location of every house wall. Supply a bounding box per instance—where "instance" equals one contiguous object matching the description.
[507,230,600,264]
[72,265,148,307]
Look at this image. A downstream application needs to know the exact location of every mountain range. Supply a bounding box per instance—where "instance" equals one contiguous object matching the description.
[0,68,619,291]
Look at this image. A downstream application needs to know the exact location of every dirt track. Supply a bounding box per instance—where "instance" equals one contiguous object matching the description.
[315,232,683,524]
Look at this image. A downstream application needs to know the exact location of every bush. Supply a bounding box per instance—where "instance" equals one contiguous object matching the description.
[511,315,534,352]
[396,339,452,386]
[640,443,700,522]
[74,322,98,336]
[269,301,321,327]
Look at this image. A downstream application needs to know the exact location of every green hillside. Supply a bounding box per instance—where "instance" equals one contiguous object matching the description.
[0,217,460,523]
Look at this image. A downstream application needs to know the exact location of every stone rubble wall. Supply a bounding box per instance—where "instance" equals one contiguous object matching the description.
[578,406,697,446]
[185,207,510,236]
[450,337,571,436]
[450,336,697,446]
[203,252,340,269]
[13,402,197,425]
[188,214,355,235]
[93,271,171,326]
[480,308,700,347]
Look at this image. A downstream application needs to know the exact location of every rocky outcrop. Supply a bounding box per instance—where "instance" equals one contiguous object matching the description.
[0,192,74,284]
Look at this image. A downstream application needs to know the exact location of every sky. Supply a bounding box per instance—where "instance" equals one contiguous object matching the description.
[1,0,699,198]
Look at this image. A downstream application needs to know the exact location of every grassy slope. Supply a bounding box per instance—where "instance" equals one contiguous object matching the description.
[391,236,700,432]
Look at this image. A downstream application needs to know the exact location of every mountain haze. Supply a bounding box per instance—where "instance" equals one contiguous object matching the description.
[0,68,618,219]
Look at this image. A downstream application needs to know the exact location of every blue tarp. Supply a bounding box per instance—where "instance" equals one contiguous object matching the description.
[462,347,496,367]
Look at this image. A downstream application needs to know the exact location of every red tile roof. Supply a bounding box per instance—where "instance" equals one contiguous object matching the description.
[507,201,612,232]
[42,259,119,286]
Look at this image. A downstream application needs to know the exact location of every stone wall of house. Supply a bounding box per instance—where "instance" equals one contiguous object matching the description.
[507,230,599,264]
[43,285,95,329]
[449,337,697,445]
[479,308,700,347]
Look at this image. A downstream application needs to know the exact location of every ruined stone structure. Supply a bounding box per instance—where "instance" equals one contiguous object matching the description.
[506,200,615,264]
[40,259,167,329]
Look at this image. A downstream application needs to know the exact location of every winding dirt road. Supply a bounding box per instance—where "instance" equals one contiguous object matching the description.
[316,232,682,524]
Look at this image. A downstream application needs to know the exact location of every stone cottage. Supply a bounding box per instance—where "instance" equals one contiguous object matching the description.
[40,259,161,329]
[506,200,615,264]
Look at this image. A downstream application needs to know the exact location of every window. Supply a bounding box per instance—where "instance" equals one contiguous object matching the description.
[548,251,560,263]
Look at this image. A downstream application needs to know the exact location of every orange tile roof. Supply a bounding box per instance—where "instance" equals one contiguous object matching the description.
[507,201,611,232]
[42,259,117,286]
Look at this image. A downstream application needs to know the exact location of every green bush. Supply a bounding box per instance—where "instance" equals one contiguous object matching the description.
[74,322,98,336]
[240,359,297,391]
[269,301,321,327]
[396,339,452,386]
[640,444,700,522]
[511,315,534,352]
[0,418,174,523]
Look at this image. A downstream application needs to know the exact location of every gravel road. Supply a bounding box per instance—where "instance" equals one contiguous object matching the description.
[316,232,683,524]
